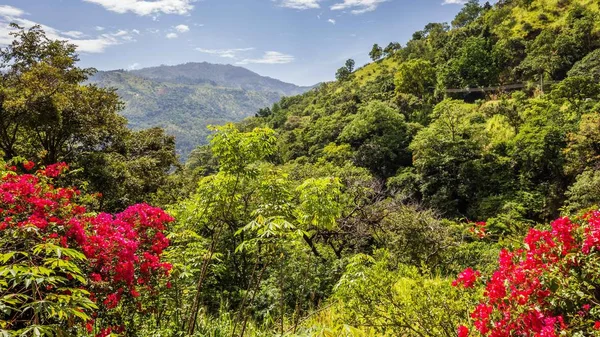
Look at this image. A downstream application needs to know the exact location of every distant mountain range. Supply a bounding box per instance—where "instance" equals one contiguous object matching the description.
[89,62,313,159]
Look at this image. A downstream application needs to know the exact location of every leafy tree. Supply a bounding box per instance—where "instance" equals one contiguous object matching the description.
[410,100,487,216]
[77,127,179,212]
[255,107,272,118]
[564,169,600,213]
[383,42,401,56]
[443,36,499,88]
[369,44,383,61]
[0,25,178,212]
[333,250,480,336]
[568,48,600,81]
[0,24,126,164]
[564,112,600,175]
[339,101,412,177]
[394,58,436,98]
[550,76,600,111]
[335,59,355,81]
[452,0,483,28]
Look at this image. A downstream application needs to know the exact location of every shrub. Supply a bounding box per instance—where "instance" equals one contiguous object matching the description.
[0,162,173,336]
[456,211,600,336]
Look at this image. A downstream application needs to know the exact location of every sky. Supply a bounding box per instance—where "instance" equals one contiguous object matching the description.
[0,0,473,86]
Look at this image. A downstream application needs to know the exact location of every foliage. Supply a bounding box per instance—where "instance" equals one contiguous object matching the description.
[4,0,600,336]
[332,250,480,336]
[457,212,600,336]
[0,161,173,336]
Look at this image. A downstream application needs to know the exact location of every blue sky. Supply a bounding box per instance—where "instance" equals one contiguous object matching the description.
[0,0,472,86]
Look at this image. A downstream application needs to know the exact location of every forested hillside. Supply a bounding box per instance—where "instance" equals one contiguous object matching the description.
[90,64,312,159]
[3,0,600,336]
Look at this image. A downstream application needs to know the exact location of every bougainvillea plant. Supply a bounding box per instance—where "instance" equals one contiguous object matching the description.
[454,211,600,337]
[0,161,173,336]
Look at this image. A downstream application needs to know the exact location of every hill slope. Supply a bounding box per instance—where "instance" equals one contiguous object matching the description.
[90,63,312,159]
[232,0,600,220]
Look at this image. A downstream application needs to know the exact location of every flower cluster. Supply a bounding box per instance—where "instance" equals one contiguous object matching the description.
[468,221,487,239]
[456,213,600,337]
[0,163,174,335]
[452,267,480,288]
[82,203,174,306]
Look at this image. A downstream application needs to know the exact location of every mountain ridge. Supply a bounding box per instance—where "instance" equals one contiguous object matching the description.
[89,62,313,159]
[128,62,312,96]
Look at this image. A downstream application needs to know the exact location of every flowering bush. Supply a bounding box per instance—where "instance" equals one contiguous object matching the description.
[455,211,600,337]
[0,162,173,336]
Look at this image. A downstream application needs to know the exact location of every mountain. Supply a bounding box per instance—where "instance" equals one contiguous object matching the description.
[89,63,312,159]
[130,62,310,96]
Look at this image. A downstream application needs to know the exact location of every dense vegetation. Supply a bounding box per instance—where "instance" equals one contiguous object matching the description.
[3,0,600,335]
[89,64,311,159]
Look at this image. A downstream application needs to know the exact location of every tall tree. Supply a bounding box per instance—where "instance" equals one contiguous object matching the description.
[335,59,355,81]
[0,24,126,164]
[369,44,383,61]
[452,0,483,28]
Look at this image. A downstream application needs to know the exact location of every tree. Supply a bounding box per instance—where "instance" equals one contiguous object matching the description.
[550,76,600,111]
[568,48,600,81]
[443,36,499,88]
[394,59,436,98]
[0,25,178,212]
[0,24,126,164]
[369,44,383,61]
[452,0,483,28]
[77,127,179,212]
[339,101,412,177]
[519,29,567,90]
[410,100,488,216]
[383,42,401,56]
[335,58,355,81]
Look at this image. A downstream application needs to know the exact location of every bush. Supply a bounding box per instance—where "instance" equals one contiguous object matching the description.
[0,162,173,336]
[457,211,600,336]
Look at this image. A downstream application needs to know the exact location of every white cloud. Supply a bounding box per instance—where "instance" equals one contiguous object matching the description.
[0,5,137,53]
[277,0,321,10]
[95,26,105,31]
[237,51,294,65]
[0,5,25,17]
[328,18,336,24]
[174,24,189,32]
[442,0,467,3]
[62,30,85,38]
[83,0,195,16]
[195,47,254,58]
[166,32,178,39]
[128,62,141,70]
[330,0,388,14]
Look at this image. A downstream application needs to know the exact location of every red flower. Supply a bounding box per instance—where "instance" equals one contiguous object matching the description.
[90,273,102,282]
[595,321,600,330]
[86,321,94,333]
[458,325,469,337]
[42,163,69,178]
[23,161,34,171]
[452,267,480,288]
